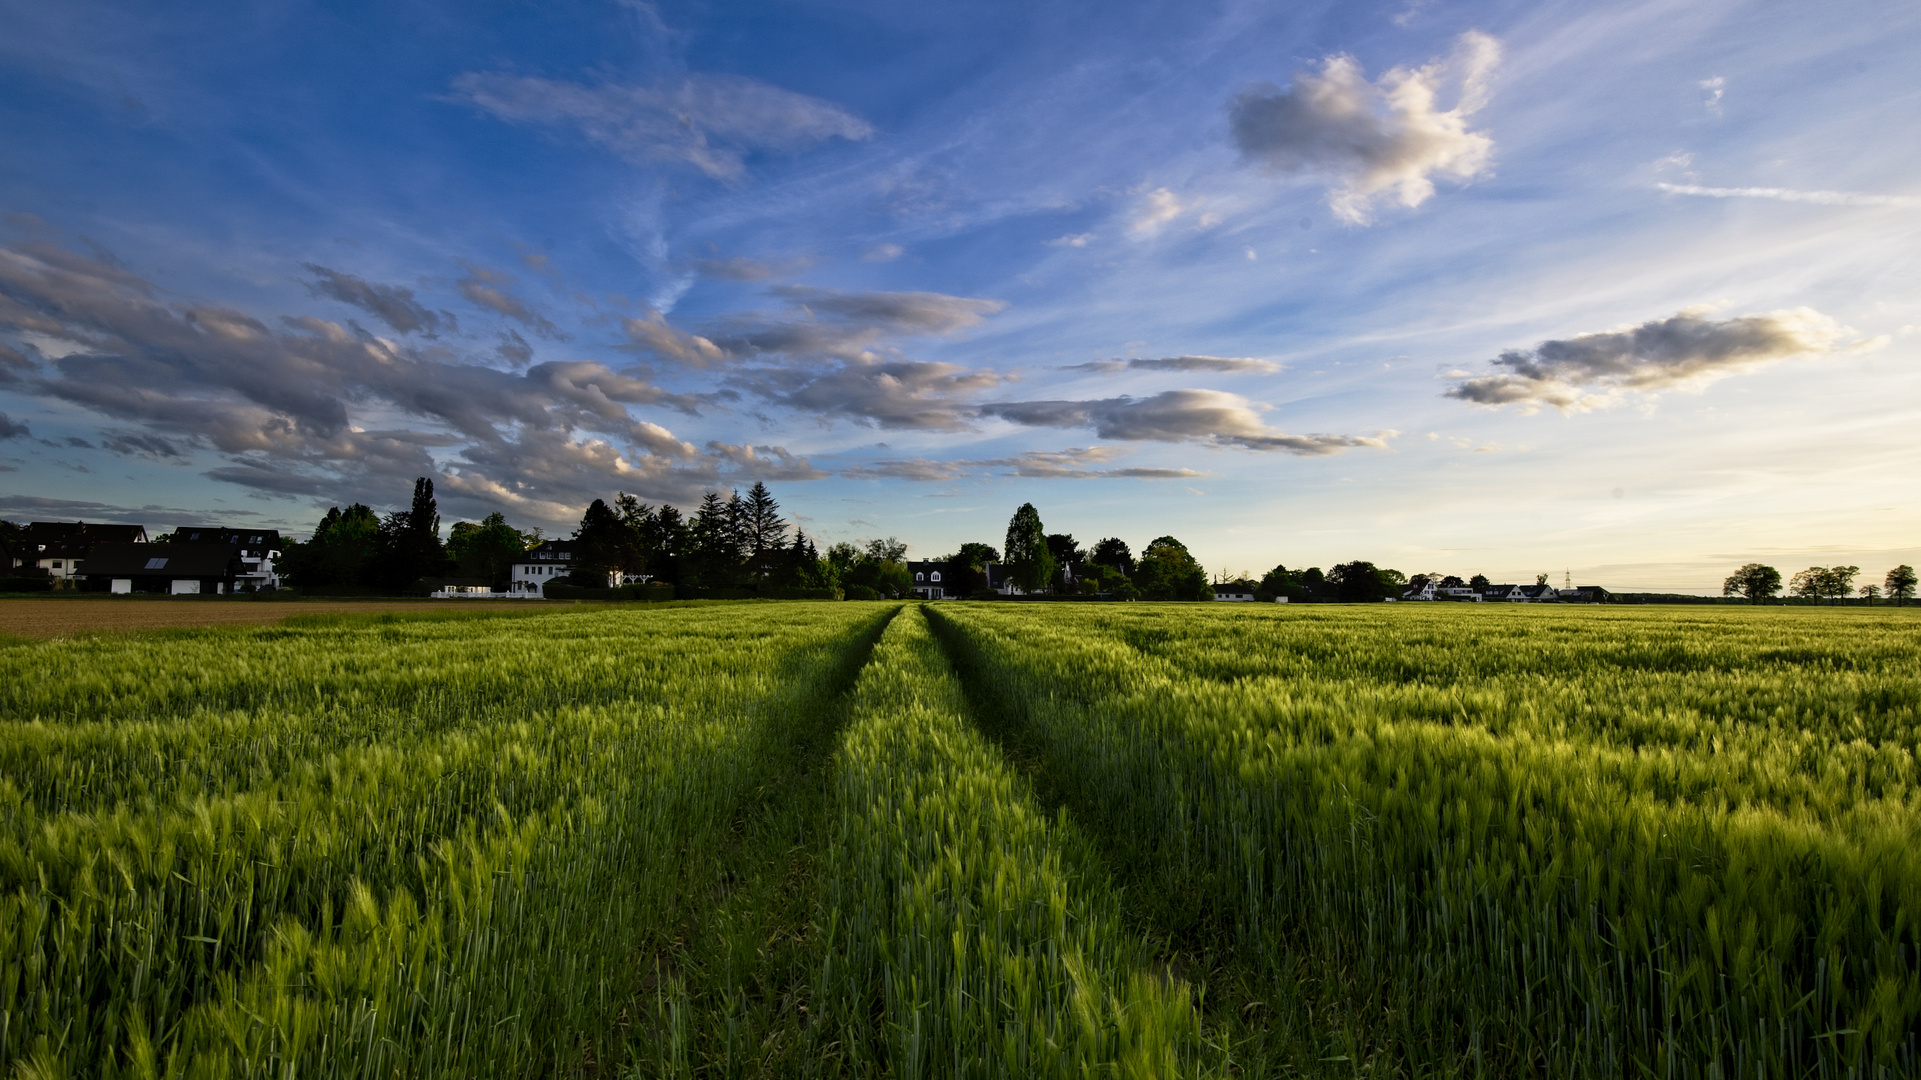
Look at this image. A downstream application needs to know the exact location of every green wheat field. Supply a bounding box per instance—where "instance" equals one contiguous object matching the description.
[2,601,1917,1078]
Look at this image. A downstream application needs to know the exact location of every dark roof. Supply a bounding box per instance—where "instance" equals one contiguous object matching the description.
[906,560,951,574]
[81,542,240,578]
[513,541,576,563]
[20,521,149,550]
[1213,581,1255,592]
[167,526,281,548]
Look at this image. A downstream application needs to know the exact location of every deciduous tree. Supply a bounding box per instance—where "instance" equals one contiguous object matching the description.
[1004,503,1055,594]
[1887,565,1916,607]
[1722,563,1782,605]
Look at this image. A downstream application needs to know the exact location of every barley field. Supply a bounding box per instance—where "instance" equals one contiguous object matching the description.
[2,601,1916,1077]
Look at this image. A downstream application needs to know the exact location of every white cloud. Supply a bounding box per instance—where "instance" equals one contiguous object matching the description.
[449,71,873,181]
[1655,183,1921,208]
[1228,31,1500,223]
[1129,188,1185,234]
[1446,306,1880,412]
[1698,76,1725,116]
[1065,355,1280,374]
[843,445,1205,481]
[862,243,904,262]
[1046,233,1093,248]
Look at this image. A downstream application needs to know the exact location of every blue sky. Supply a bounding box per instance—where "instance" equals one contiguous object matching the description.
[1,0,1916,590]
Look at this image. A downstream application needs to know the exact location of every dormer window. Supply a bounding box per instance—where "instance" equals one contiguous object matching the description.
[930,571,941,582]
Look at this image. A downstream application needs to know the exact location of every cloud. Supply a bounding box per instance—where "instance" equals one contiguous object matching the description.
[495,329,534,367]
[626,286,1005,369]
[1654,183,1921,208]
[449,71,873,181]
[0,238,819,519]
[844,445,1205,481]
[692,255,811,281]
[455,263,563,338]
[1046,234,1092,248]
[0,412,27,439]
[1699,76,1725,116]
[704,440,828,481]
[1445,306,1872,412]
[1129,188,1185,234]
[982,389,1392,454]
[1066,355,1280,374]
[302,264,445,336]
[99,430,188,459]
[862,243,903,262]
[0,493,270,527]
[1229,31,1500,223]
[744,359,1005,431]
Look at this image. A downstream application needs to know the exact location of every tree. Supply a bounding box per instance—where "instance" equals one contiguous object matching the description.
[573,498,640,584]
[865,537,908,563]
[1788,567,1824,603]
[1136,536,1208,600]
[1003,503,1055,594]
[943,542,1000,595]
[1888,565,1917,607]
[1440,575,1465,589]
[374,477,448,589]
[447,512,533,587]
[1860,583,1881,606]
[689,491,742,587]
[1722,563,1782,605]
[639,503,688,584]
[1821,565,1860,605]
[283,503,381,587]
[1257,563,1302,602]
[1536,573,1550,586]
[1377,567,1408,592]
[1328,560,1388,602]
[1089,537,1135,576]
[740,482,789,580]
[1469,573,1490,590]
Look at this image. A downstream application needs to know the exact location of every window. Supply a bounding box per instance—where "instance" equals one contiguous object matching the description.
[930,571,941,582]
[190,532,201,540]
[915,573,924,582]
[51,561,61,569]
[145,557,169,570]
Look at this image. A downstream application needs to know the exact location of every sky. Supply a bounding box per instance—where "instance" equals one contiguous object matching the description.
[0,0,1916,591]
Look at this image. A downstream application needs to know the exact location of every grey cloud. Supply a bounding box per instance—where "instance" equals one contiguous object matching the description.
[625,286,1005,370]
[456,263,563,339]
[982,389,1391,455]
[1230,31,1499,223]
[495,329,534,367]
[744,359,1004,431]
[1066,355,1280,374]
[0,239,802,524]
[0,494,267,528]
[705,441,829,481]
[769,286,1004,335]
[99,431,188,459]
[844,446,1205,481]
[1653,183,1921,208]
[450,71,872,182]
[1445,307,1866,412]
[0,412,27,439]
[303,264,445,336]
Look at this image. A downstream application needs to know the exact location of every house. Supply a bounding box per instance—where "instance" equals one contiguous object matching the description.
[1401,581,1481,602]
[426,577,514,599]
[907,560,955,599]
[507,540,623,597]
[1212,581,1257,602]
[1558,585,1612,604]
[1517,583,1559,602]
[11,521,148,588]
[80,542,248,595]
[159,527,284,591]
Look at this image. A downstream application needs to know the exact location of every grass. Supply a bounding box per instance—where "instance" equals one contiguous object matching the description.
[3,600,1916,1077]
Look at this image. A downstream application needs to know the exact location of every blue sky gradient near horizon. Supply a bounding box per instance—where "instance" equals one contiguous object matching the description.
[1,0,1916,591]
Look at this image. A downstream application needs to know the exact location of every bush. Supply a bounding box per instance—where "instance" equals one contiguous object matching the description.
[845,585,880,601]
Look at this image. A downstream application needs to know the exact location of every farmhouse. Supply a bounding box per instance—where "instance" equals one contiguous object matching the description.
[1212,581,1257,602]
[9,521,148,588]
[80,542,249,595]
[158,527,284,591]
[907,560,953,599]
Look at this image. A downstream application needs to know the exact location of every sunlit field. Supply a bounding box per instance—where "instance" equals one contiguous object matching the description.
[3,601,1916,1078]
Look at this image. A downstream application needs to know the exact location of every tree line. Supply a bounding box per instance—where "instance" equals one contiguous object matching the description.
[1723,563,1916,605]
[281,477,913,596]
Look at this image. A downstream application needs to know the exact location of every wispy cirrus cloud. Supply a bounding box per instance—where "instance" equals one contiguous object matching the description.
[1445,306,1880,412]
[1655,183,1921,208]
[449,71,873,181]
[1229,31,1500,223]
[1065,355,1279,374]
[981,389,1391,454]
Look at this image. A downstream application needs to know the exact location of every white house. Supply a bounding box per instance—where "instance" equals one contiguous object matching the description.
[506,541,633,597]
[14,521,148,588]
[1212,581,1257,602]
[907,560,952,599]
